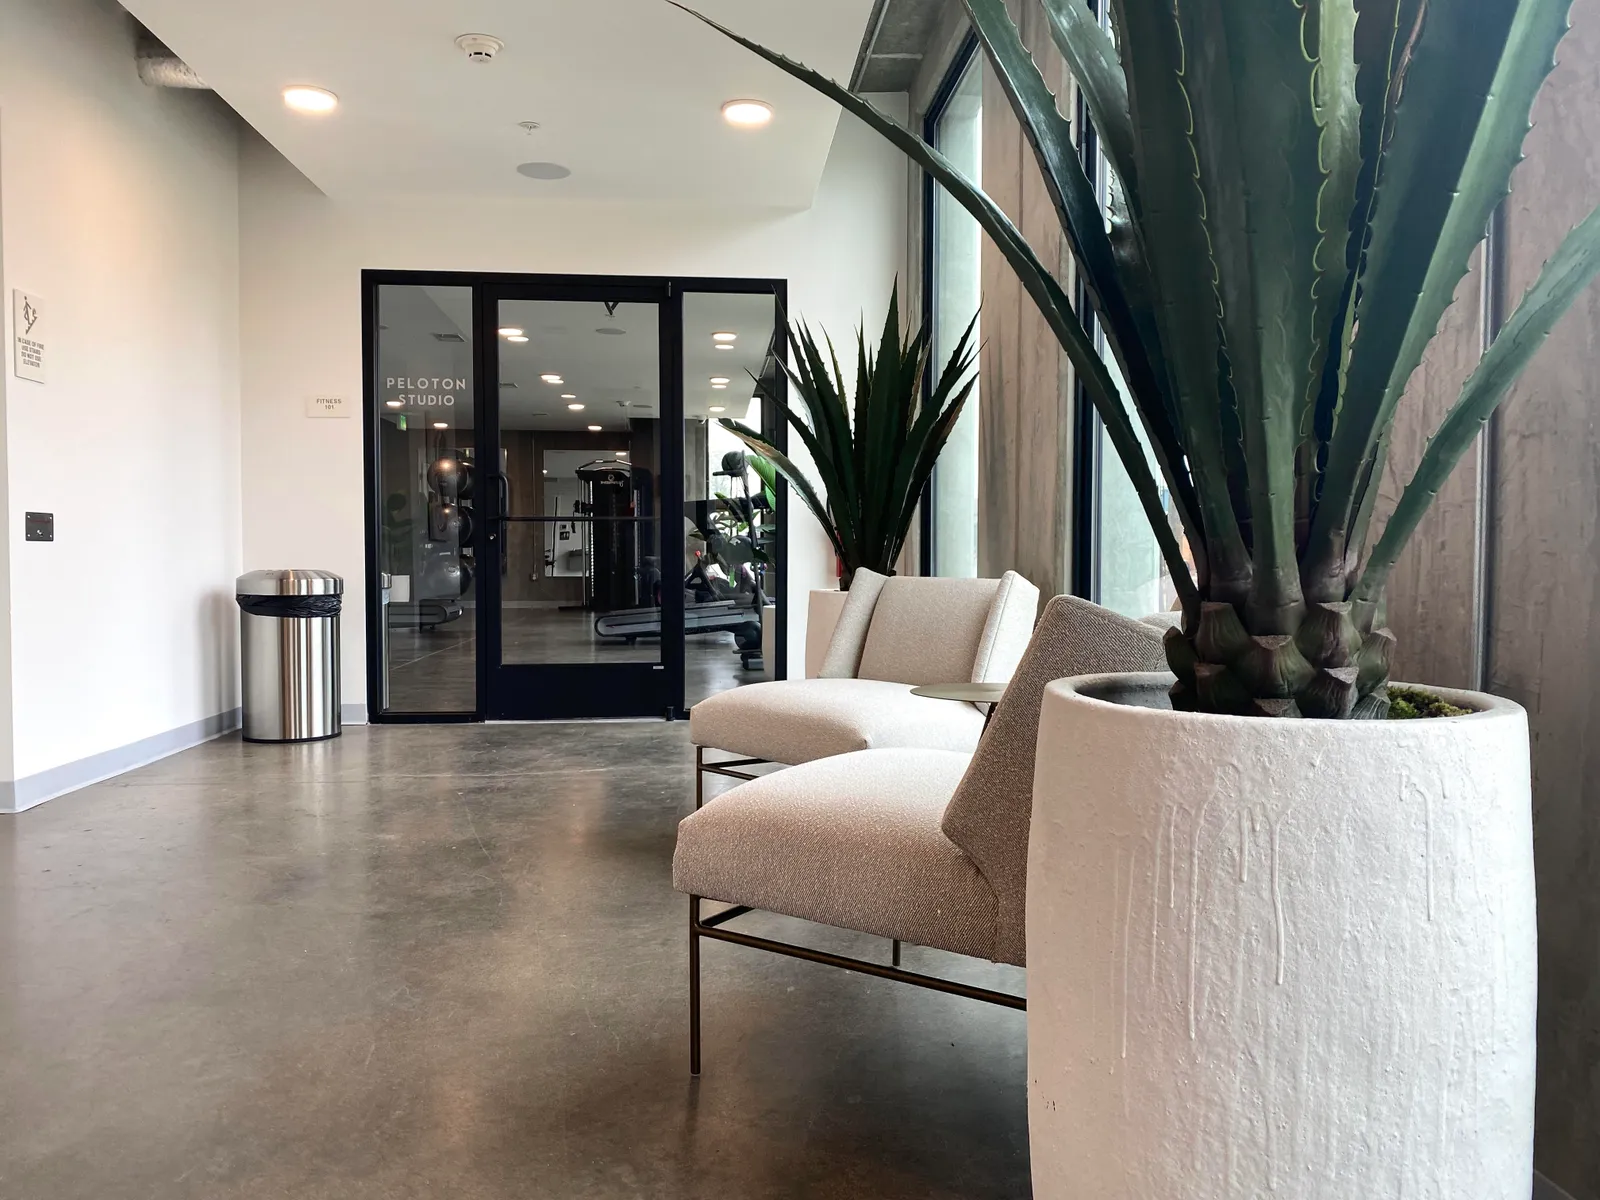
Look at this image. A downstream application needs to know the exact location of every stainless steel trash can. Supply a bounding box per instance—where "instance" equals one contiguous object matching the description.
[237,569,343,743]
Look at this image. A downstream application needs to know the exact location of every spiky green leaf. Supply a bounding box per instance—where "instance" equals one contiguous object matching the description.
[719,421,847,565]
[1111,0,1250,602]
[1356,202,1600,604]
[1039,0,1138,198]
[1308,0,1571,597]
[668,0,1200,613]
[962,0,1201,552]
[1176,0,1323,633]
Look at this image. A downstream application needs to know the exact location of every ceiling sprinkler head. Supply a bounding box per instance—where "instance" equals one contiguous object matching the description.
[517,120,542,135]
[455,33,504,63]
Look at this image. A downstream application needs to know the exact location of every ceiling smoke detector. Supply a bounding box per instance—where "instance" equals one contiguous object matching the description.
[455,34,504,63]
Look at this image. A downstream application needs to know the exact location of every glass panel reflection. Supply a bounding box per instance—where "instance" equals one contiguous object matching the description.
[497,299,662,665]
[374,283,478,713]
[682,291,780,708]
[931,54,983,578]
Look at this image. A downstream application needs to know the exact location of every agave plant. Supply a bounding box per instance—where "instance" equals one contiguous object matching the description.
[674,0,1600,717]
[720,284,978,589]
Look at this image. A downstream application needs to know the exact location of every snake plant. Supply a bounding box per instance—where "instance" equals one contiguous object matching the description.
[673,0,1600,717]
[719,283,978,589]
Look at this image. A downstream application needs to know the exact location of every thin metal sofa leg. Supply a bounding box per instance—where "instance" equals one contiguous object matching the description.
[695,746,704,810]
[689,895,703,1076]
[892,939,901,967]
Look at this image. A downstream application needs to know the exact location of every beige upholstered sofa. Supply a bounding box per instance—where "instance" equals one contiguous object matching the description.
[673,595,1171,1072]
[689,569,1040,798]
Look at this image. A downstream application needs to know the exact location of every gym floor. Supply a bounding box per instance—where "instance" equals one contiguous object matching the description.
[0,722,1029,1199]
[385,607,763,713]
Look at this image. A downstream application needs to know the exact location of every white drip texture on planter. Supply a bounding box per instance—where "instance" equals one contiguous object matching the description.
[1028,673,1535,1199]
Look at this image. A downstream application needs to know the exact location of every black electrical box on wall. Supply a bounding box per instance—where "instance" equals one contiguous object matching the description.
[25,512,53,542]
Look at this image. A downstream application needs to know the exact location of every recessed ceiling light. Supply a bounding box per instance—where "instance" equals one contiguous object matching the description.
[710,377,730,385]
[709,405,726,413]
[542,468,548,475]
[712,384,728,390]
[560,394,577,400]
[506,335,529,343]
[722,99,773,129]
[385,400,403,408]
[567,402,585,411]
[587,424,603,432]
[541,374,564,384]
[284,85,338,114]
[433,421,449,429]
[498,326,524,337]
[712,332,738,343]
[517,161,572,180]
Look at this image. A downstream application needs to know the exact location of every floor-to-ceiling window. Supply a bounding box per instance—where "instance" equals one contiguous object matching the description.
[1079,19,1183,618]
[925,41,983,578]
[1090,313,1182,616]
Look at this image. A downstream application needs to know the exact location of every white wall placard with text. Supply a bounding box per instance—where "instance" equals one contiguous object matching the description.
[12,291,44,383]
[305,395,349,418]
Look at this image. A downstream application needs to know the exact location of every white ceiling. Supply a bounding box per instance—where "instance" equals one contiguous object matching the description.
[123,0,876,206]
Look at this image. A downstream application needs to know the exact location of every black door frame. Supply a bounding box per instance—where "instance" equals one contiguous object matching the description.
[362,269,789,723]
[478,277,678,721]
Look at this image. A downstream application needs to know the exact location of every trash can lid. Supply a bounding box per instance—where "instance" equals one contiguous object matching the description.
[236,569,344,597]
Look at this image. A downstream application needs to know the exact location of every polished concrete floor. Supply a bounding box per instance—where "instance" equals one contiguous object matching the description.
[0,722,1029,1198]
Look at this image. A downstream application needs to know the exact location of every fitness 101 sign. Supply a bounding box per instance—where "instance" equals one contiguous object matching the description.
[385,377,467,408]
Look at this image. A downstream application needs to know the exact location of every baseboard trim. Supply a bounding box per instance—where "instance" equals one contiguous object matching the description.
[1536,1171,1586,1200]
[341,702,369,725]
[1,708,242,814]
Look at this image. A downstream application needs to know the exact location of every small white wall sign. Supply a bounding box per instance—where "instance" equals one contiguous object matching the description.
[306,394,349,418]
[12,291,44,384]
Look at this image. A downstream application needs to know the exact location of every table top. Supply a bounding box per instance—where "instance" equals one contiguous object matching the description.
[910,682,1008,705]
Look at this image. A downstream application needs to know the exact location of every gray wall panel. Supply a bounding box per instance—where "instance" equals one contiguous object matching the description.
[1495,5,1600,1190]
[978,0,1073,598]
[1375,253,1485,691]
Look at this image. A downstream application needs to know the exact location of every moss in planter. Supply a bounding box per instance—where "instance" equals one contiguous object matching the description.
[1388,686,1472,720]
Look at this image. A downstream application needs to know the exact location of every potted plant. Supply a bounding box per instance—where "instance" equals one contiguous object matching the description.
[717,283,977,662]
[673,0,1600,1194]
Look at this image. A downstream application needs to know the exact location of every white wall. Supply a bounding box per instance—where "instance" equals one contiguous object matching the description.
[0,0,243,794]
[239,98,910,710]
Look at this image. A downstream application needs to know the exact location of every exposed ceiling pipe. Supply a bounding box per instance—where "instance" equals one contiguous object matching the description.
[135,28,209,89]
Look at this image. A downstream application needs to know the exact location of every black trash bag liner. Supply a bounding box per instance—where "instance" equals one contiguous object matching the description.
[236,594,343,619]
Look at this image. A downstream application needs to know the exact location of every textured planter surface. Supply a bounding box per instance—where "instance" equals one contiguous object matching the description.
[1028,673,1535,1199]
[803,588,848,679]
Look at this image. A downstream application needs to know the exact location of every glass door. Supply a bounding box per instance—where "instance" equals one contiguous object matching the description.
[478,283,682,719]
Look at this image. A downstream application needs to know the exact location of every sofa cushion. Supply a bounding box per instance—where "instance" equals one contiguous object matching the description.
[689,678,986,764]
[941,595,1169,967]
[856,576,1002,686]
[674,749,998,960]
[819,569,889,678]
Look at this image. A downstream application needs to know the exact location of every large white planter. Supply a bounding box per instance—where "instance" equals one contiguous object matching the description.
[1028,673,1535,1200]
[803,588,848,679]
